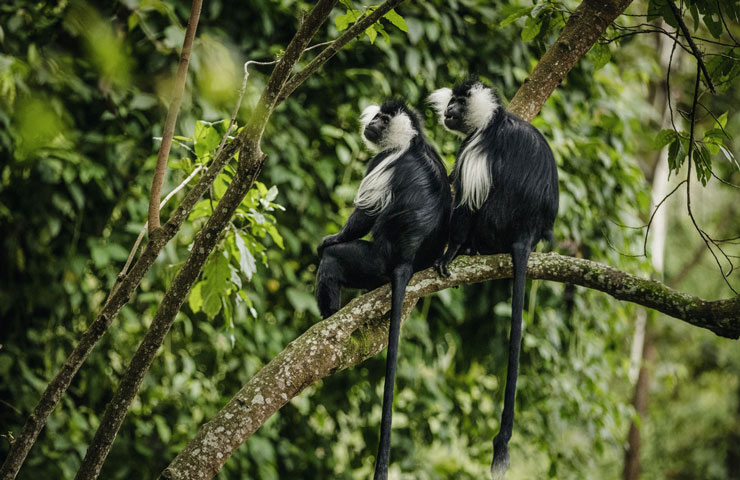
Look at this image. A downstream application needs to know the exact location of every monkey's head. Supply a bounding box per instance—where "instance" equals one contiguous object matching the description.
[428,79,500,135]
[360,100,421,152]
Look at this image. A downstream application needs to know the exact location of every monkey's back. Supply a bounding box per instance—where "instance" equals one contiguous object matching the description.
[457,110,559,253]
[371,140,452,270]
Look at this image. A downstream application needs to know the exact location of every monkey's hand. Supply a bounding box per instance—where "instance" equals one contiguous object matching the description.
[433,257,451,278]
[317,234,341,257]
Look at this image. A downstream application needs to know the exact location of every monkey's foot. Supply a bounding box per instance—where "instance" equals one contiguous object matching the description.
[490,441,510,480]
[433,258,451,278]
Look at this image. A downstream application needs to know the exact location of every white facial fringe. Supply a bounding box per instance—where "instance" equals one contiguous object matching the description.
[360,104,381,150]
[356,109,417,213]
[378,112,416,151]
[428,88,452,128]
[465,83,498,132]
[354,147,407,214]
[457,130,491,211]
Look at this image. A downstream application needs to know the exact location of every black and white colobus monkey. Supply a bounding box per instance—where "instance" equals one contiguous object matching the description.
[315,100,452,480]
[428,80,558,479]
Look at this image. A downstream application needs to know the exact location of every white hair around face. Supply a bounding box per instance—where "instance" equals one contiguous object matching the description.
[427,87,452,127]
[360,104,381,130]
[465,83,498,132]
[378,111,416,151]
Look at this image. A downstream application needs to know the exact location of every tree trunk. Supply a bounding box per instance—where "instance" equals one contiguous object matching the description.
[623,334,657,480]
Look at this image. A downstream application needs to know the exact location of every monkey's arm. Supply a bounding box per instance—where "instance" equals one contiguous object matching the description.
[434,206,474,277]
[318,208,375,257]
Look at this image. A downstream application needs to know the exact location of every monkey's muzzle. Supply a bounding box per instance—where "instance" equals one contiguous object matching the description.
[363,125,382,143]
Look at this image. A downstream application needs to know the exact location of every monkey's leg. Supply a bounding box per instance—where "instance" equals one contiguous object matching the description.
[315,240,387,319]
[373,263,413,480]
[318,209,375,257]
[434,206,474,277]
[491,241,531,480]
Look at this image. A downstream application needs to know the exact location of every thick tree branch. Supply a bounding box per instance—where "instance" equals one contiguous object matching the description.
[508,0,635,121]
[148,0,203,232]
[72,2,339,479]
[163,253,740,480]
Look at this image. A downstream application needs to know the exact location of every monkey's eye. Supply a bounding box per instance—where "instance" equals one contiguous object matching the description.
[381,116,389,124]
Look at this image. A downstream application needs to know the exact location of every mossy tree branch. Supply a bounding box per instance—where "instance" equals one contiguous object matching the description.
[162,253,740,480]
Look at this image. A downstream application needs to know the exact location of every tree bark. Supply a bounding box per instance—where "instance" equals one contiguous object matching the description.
[508,0,635,121]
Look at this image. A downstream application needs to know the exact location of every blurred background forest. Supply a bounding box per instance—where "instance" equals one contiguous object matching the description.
[1,0,740,478]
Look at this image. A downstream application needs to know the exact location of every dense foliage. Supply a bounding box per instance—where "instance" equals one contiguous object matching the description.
[1,0,739,478]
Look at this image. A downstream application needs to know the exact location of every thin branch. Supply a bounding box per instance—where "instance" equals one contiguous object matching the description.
[666,0,716,93]
[716,0,740,47]
[277,0,405,104]
[685,65,738,294]
[121,165,204,278]
[642,180,687,257]
[148,0,203,232]
[163,253,740,480]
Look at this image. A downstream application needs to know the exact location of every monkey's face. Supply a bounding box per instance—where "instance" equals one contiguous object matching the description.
[443,96,465,132]
[359,102,418,152]
[363,112,390,144]
[429,81,498,135]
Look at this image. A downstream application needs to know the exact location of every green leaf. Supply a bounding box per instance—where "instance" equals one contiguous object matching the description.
[383,9,408,33]
[266,225,284,249]
[189,281,204,312]
[653,129,678,149]
[717,111,728,128]
[521,16,541,42]
[335,10,362,32]
[590,43,611,70]
[365,25,378,44]
[127,14,139,32]
[194,121,223,158]
[500,6,533,27]
[667,138,686,171]
[265,185,279,202]
[235,232,257,280]
[198,253,233,318]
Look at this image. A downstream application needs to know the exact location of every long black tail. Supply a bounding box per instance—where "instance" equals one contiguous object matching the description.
[491,242,530,479]
[373,264,413,480]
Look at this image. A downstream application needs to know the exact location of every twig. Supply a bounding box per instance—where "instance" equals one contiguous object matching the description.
[642,180,687,257]
[120,165,204,278]
[666,0,716,93]
[685,64,737,294]
[716,0,740,47]
[147,0,203,233]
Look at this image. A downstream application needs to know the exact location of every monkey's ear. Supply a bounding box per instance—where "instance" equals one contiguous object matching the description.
[360,104,381,129]
[427,88,452,125]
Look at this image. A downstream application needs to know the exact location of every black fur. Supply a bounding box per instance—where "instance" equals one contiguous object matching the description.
[316,100,452,480]
[433,80,558,478]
